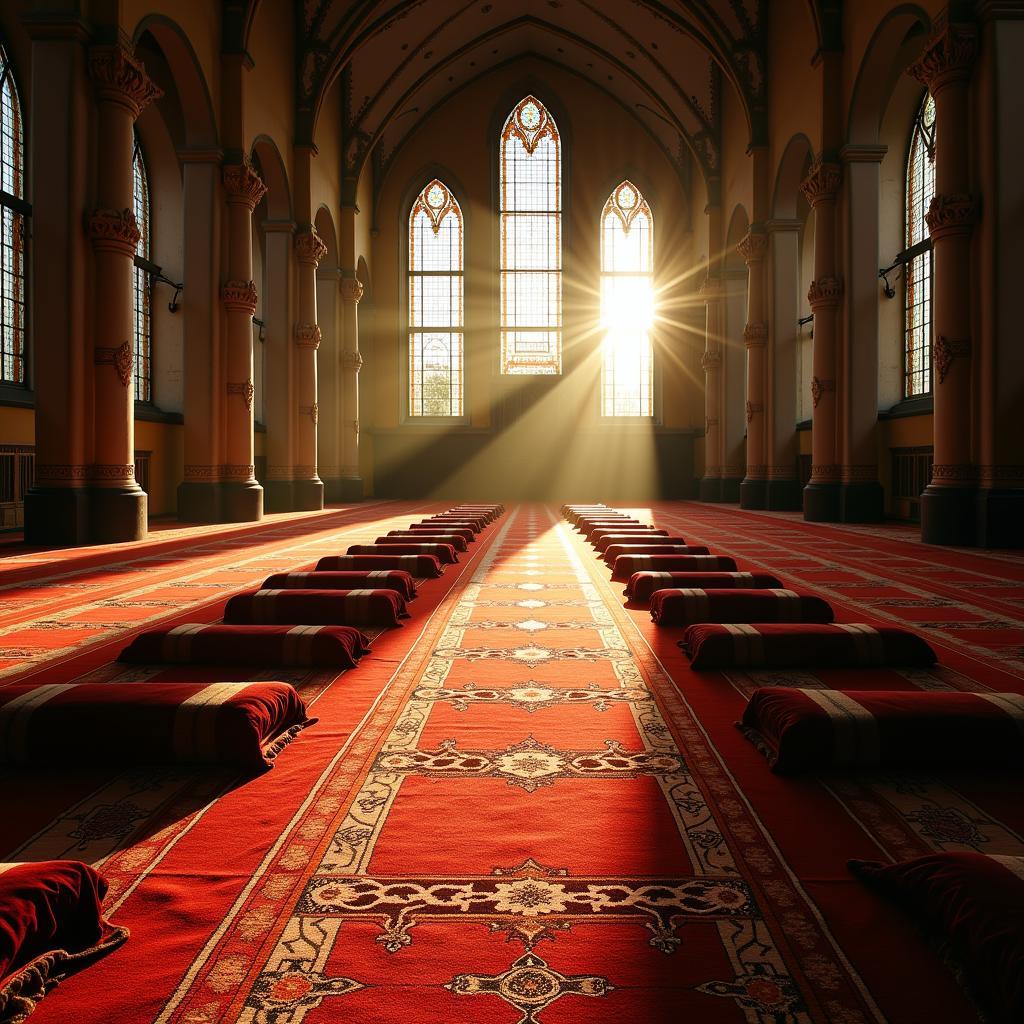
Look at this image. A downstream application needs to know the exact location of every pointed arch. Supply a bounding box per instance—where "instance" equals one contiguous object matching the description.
[904,91,935,397]
[132,134,153,402]
[600,180,654,417]
[408,178,463,417]
[0,38,26,384]
[499,95,562,375]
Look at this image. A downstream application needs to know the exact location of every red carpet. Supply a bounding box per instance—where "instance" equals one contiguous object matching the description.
[3,501,1023,1022]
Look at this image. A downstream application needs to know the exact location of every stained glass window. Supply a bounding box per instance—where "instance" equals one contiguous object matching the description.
[408,178,463,416]
[132,135,152,402]
[601,180,654,417]
[500,96,561,374]
[0,44,26,385]
[904,92,935,398]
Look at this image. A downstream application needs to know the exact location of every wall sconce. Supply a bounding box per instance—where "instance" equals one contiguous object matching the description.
[252,317,267,343]
[798,313,814,339]
[879,238,931,299]
[135,255,183,313]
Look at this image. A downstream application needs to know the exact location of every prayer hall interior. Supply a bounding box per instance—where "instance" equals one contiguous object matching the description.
[1,1,1024,1022]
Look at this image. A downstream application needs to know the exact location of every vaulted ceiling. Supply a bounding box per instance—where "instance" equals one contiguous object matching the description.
[293,1,767,192]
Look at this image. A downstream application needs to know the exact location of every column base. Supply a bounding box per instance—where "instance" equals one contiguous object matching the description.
[219,481,264,522]
[89,485,148,543]
[23,487,90,546]
[975,488,1024,548]
[292,479,325,512]
[920,485,977,546]
[739,478,767,510]
[176,481,223,523]
[803,481,842,522]
[765,479,801,511]
[263,480,295,514]
[336,477,364,502]
[840,481,884,523]
[698,478,722,501]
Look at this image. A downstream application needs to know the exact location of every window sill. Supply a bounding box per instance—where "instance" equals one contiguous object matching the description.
[879,395,934,420]
[0,385,34,409]
[134,403,184,425]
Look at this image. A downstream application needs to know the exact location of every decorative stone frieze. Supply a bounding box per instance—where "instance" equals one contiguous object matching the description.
[810,463,842,483]
[742,322,768,348]
[294,231,328,266]
[292,464,317,478]
[810,376,835,408]
[933,335,971,383]
[221,280,258,313]
[930,463,978,483]
[95,342,134,387]
[89,463,136,482]
[87,208,141,255]
[841,464,881,484]
[89,46,162,117]
[807,276,844,310]
[925,193,979,240]
[908,22,978,92]
[183,465,220,481]
[294,324,322,349]
[978,465,1024,487]
[220,464,256,481]
[227,380,255,410]
[35,465,89,484]
[222,161,268,211]
[800,160,842,206]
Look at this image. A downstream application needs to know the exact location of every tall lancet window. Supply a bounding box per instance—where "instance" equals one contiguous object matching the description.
[132,134,152,403]
[408,178,464,417]
[601,180,654,417]
[500,95,561,374]
[904,92,935,398]
[0,43,26,385]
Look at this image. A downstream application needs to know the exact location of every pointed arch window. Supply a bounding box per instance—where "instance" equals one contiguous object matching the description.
[0,43,26,385]
[601,181,654,417]
[132,134,152,403]
[904,92,935,398]
[500,96,561,374]
[408,178,463,417]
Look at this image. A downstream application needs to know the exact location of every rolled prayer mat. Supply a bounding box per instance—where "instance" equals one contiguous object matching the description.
[406,524,475,542]
[0,860,130,1017]
[119,622,372,668]
[347,543,457,564]
[379,533,468,551]
[679,622,936,669]
[0,681,315,771]
[262,570,417,600]
[224,588,410,627]
[315,554,443,578]
[602,542,692,564]
[424,518,484,532]
[650,588,833,626]
[625,571,783,602]
[592,530,669,551]
[581,521,643,539]
[611,553,738,581]
[738,687,1024,773]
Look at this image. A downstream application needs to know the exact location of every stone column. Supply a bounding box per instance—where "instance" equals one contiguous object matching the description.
[738,231,769,509]
[910,22,979,545]
[317,263,343,501]
[220,160,266,521]
[699,277,725,500]
[86,46,161,542]
[801,159,844,521]
[293,230,327,510]
[338,275,364,500]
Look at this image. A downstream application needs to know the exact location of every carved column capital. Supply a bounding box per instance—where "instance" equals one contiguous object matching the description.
[807,276,844,310]
[700,349,722,372]
[341,350,364,372]
[925,193,980,240]
[908,22,978,93]
[736,231,768,265]
[95,341,134,386]
[742,322,768,348]
[222,160,268,211]
[800,159,842,206]
[294,230,328,266]
[704,416,719,433]
[227,380,255,410]
[340,277,365,304]
[89,45,162,118]
[745,401,763,423]
[221,280,258,313]
[87,208,141,255]
[300,403,319,424]
[810,376,835,407]
[933,335,971,383]
[698,276,725,301]
[294,323,322,349]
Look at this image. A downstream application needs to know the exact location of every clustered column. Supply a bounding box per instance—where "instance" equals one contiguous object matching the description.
[293,229,327,510]
[699,276,725,500]
[910,21,979,545]
[800,158,844,522]
[87,46,161,542]
[737,231,769,509]
[338,275,364,500]
[220,160,267,521]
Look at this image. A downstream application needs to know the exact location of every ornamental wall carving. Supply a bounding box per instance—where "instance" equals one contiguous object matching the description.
[94,341,134,387]
[88,46,162,117]
[341,350,364,372]
[841,464,881,484]
[742,322,768,348]
[925,193,979,239]
[227,380,255,410]
[810,376,835,407]
[800,160,842,206]
[807,276,844,309]
[908,22,978,92]
[700,349,722,372]
[978,465,1024,487]
[745,464,769,479]
[301,404,319,424]
[220,464,257,481]
[35,465,90,484]
[745,401,763,423]
[183,465,220,481]
[89,463,136,482]
[736,231,768,264]
[933,335,971,383]
[930,463,978,483]
[292,464,317,478]
[294,231,328,266]
[294,324,322,349]
[221,280,259,313]
[810,463,842,483]
[340,277,365,304]
[222,161,268,210]
[87,208,141,255]
[767,466,798,481]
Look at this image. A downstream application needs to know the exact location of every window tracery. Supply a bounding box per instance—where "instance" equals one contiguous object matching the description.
[904,92,935,398]
[601,180,654,417]
[0,44,26,386]
[132,135,152,403]
[500,96,562,374]
[408,178,463,416]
